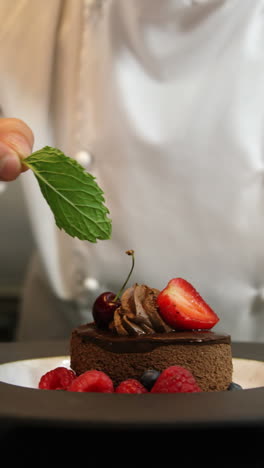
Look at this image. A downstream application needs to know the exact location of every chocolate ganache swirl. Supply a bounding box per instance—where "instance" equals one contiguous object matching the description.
[109,283,173,336]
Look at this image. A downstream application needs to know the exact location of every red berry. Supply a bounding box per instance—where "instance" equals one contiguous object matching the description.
[92,250,135,329]
[38,367,76,390]
[115,379,149,394]
[151,365,202,393]
[67,370,114,393]
[92,292,121,329]
[157,278,219,330]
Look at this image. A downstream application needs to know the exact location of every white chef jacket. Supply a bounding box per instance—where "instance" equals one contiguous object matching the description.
[0,0,264,342]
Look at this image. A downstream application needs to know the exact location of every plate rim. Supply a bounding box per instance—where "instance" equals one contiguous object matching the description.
[0,340,263,430]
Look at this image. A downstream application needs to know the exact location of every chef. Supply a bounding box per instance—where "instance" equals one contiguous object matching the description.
[0,0,263,342]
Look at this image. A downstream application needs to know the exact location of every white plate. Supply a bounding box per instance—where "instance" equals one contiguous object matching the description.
[0,356,70,389]
[0,356,263,390]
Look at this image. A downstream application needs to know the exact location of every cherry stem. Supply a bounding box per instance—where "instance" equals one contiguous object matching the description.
[113,250,135,302]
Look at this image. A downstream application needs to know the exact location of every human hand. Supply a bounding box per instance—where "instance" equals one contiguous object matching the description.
[0,118,34,181]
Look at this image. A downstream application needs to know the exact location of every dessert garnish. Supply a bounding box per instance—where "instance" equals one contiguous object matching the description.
[23,146,112,242]
[38,365,241,393]
[92,250,135,329]
[157,277,219,330]
[38,365,202,393]
[150,365,202,393]
[23,145,218,333]
[110,283,173,335]
[92,251,219,334]
[228,382,243,391]
[38,367,76,391]
[115,379,149,394]
[67,370,114,393]
[139,369,161,390]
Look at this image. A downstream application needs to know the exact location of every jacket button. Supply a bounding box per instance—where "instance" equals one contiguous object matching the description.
[75,150,93,170]
[0,181,6,195]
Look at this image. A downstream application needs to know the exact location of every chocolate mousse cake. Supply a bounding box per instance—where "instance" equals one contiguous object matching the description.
[70,283,233,392]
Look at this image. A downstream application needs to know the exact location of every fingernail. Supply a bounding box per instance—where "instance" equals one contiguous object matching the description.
[0,153,20,181]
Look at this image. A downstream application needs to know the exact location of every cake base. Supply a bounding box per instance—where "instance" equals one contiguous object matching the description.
[70,324,233,392]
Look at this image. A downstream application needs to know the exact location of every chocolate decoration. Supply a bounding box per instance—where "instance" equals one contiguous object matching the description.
[110,284,173,336]
[74,323,231,354]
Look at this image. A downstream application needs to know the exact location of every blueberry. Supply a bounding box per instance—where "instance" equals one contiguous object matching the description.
[228,382,243,391]
[140,369,160,390]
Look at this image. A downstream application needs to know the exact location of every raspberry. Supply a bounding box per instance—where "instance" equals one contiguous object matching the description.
[115,379,149,394]
[67,370,114,393]
[38,367,76,390]
[151,365,202,393]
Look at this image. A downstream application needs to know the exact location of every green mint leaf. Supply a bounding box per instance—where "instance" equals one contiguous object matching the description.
[23,146,112,242]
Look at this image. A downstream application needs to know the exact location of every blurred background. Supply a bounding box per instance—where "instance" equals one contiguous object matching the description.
[0,179,33,340]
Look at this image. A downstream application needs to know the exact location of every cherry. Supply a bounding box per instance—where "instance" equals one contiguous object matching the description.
[92,292,121,329]
[92,250,135,329]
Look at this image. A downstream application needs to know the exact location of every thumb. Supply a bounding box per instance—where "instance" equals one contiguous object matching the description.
[0,118,34,181]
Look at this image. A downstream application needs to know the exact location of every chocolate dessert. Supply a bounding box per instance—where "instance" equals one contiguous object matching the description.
[70,282,233,392]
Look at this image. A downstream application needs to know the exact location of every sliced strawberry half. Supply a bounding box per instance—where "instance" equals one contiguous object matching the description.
[157,278,219,330]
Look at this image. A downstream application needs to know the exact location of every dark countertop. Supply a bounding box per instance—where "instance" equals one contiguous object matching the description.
[0,339,70,364]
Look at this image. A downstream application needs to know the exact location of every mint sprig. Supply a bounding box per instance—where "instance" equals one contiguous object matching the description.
[23,146,112,242]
